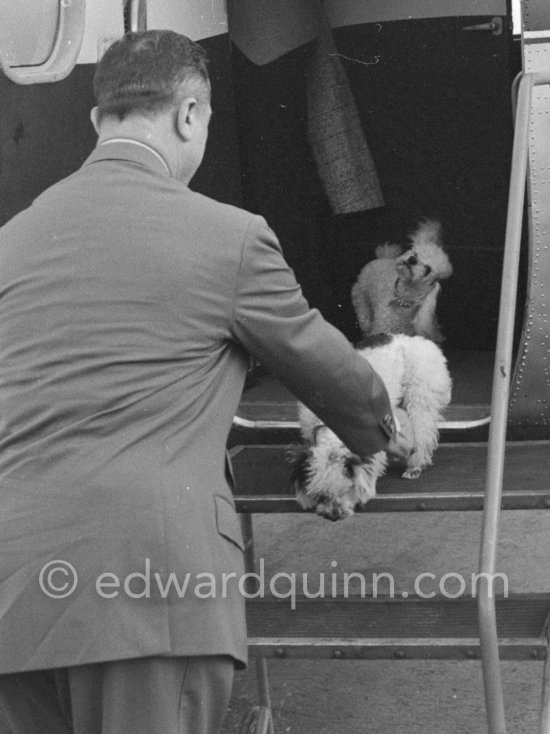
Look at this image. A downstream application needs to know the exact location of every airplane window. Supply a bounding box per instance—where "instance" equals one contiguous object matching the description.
[0,0,85,84]
[0,0,59,67]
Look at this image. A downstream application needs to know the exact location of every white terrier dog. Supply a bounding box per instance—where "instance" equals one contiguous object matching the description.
[291,334,452,520]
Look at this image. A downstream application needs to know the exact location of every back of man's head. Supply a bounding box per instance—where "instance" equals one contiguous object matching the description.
[93,30,210,123]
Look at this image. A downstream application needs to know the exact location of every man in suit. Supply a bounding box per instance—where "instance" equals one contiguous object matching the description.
[0,31,410,734]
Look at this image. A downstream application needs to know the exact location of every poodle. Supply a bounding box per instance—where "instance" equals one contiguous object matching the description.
[351,220,453,344]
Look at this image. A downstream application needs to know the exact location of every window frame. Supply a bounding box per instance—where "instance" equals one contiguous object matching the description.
[0,0,86,85]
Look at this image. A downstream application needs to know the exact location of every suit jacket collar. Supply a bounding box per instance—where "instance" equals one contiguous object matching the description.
[83,139,172,178]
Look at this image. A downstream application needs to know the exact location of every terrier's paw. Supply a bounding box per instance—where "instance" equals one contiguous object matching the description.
[402,467,422,479]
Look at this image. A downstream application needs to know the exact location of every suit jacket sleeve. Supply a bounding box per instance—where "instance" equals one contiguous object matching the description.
[231,215,394,460]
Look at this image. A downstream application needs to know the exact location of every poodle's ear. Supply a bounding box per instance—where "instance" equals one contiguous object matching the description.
[413,283,445,343]
[375,242,403,259]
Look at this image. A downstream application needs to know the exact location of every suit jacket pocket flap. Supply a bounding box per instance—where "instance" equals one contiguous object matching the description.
[214,495,244,551]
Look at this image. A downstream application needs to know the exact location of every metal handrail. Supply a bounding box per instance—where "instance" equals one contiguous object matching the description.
[232,413,491,432]
[477,71,550,734]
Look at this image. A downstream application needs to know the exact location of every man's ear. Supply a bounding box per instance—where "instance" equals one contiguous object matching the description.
[90,107,101,135]
[175,97,197,141]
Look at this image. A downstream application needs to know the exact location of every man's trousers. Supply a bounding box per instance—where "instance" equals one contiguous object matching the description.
[0,655,234,734]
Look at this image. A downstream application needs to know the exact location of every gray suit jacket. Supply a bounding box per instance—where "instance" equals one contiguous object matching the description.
[0,141,393,672]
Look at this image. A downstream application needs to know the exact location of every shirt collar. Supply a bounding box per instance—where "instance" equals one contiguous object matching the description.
[83,138,172,178]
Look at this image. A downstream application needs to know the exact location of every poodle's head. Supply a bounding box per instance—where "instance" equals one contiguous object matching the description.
[396,220,453,286]
[396,242,453,286]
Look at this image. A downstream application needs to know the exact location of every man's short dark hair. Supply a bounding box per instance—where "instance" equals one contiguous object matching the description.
[93,30,210,121]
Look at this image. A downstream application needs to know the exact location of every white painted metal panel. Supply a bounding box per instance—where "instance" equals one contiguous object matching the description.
[78,0,125,63]
[146,0,228,40]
